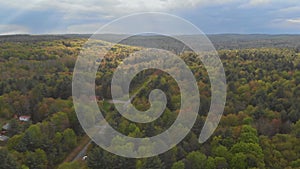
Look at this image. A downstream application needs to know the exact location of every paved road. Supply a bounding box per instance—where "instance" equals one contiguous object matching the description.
[72,125,108,161]
[72,140,92,161]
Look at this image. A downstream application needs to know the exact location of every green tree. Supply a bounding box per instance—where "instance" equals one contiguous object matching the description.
[140,156,165,169]
[214,157,228,169]
[212,145,231,160]
[22,124,43,151]
[160,147,178,169]
[0,149,19,169]
[238,125,259,144]
[50,112,70,132]
[62,128,77,151]
[292,119,300,138]
[230,142,265,168]
[230,153,247,169]
[87,146,104,169]
[291,159,300,168]
[7,134,24,151]
[58,161,88,169]
[171,161,185,169]
[8,118,20,136]
[206,157,216,169]
[25,149,48,169]
[186,151,207,169]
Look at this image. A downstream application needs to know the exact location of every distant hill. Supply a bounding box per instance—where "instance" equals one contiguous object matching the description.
[208,34,300,50]
[1,34,300,51]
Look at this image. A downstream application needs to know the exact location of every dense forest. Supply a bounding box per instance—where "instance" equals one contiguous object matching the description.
[0,35,300,169]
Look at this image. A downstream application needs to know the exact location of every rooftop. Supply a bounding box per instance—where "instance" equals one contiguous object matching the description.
[0,135,9,142]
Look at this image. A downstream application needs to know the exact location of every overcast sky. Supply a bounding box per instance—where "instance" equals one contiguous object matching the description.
[0,0,300,35]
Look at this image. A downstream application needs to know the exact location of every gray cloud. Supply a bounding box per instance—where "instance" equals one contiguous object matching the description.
[1,0,238,20]
[270,18,300,30]
[0,24,30,35]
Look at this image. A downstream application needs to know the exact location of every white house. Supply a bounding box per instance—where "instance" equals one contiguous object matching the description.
[19,116,31,122]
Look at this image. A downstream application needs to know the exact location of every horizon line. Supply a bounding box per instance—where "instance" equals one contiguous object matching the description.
[1,33,300,36]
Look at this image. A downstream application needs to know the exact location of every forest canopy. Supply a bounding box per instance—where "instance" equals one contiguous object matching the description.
[0,35,300,169]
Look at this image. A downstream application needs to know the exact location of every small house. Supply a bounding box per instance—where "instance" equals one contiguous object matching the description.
[0,135,9,142]
[19,116,31,122]
[2,123,10,131]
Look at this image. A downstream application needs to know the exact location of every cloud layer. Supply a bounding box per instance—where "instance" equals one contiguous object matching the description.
[1,0,237,19]
[0,0,300,34]
[0,24,29,35]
